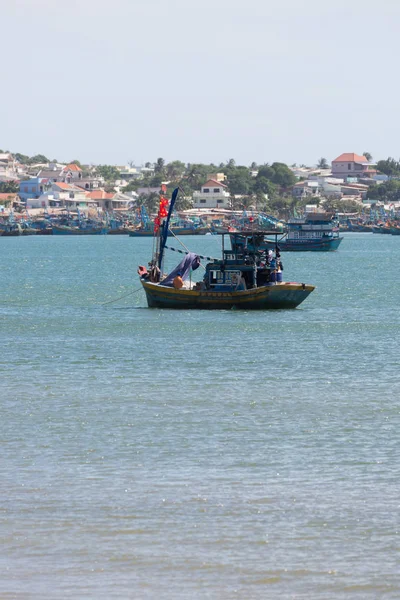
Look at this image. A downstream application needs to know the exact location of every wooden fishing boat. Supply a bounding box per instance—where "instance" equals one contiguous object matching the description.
[0,223,23,236]
[52,224,108,235]
[138,189,315,310]
[372,223,391,234]
[141,278,314,310]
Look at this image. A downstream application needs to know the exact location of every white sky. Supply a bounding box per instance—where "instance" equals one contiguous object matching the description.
[2,0,400,166]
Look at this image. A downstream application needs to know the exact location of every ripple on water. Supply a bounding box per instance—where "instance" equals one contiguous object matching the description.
[0,234,400,599]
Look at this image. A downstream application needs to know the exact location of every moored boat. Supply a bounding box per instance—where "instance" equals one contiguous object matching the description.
[0,223,23,236]
[390,225,400,235]
[52,224,108,235]
[138,189,315,310]
[372,223,392,234]
[235,212,343,252]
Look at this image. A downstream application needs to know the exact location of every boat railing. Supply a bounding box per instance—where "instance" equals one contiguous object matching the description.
[288,223,335,231]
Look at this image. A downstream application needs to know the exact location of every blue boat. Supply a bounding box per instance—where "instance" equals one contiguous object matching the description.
[138,189,315,310]
[52,224,108,235]
[233,212,343,252]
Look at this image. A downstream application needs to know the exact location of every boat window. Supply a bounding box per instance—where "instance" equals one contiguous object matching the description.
[210,271,218,283]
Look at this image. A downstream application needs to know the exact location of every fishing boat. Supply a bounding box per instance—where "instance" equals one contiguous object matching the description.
[372,223,392,234]
[390,223,400,235]
[346,218,373,233]
[31,219,53,235]
[138,189,315,310]
[129,220,210,237]
[236,212,343,252]
[0,221,23,236]
[52,223,107,235]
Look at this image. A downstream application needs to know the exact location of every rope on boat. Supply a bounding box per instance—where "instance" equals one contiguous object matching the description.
[166,230,207,271]
[101,286,143,305]
[164,244,217,262]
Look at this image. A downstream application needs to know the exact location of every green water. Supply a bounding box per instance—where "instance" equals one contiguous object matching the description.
[1,233,399,599]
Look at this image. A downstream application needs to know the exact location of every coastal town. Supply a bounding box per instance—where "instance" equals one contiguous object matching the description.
[0,150,399,235]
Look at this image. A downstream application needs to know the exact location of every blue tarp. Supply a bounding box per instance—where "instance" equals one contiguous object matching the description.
[161,252,201,286]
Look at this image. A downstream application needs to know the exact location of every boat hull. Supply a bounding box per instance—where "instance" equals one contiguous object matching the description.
[52,225,108,235]
[262,236,343,251]
[372,226,391,234]
[141,280,315,309]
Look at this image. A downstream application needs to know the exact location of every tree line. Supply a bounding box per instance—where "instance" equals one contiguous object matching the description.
[6,149,400,216]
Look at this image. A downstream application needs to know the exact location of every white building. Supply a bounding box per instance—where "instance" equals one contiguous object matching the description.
[193,179,231,209]
[0,153,21,180]
[292,180,319,199]
[27,182,90,209]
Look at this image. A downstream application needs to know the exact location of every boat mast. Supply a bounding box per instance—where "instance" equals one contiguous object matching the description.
[158,187,179,271]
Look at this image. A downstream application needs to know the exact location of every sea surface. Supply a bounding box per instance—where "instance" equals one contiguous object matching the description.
[0,232,399,599]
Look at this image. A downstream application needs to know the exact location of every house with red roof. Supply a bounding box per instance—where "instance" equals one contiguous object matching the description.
[193,179,231,209]
[62,163,83,183]
[331,153,375,180]
[26,182,89,209]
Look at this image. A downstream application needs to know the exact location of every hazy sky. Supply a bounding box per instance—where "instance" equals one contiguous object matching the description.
[2,0,400,166]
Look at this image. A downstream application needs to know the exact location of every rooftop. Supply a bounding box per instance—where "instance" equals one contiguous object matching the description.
[203,179,228,188]
[85,190,115,200]
[332,153,368,164]
[63,163,82,172]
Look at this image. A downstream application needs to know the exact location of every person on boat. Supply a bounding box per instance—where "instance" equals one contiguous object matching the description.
[173,272,184,289]
[149,264,160,282]
[238,272,247,291]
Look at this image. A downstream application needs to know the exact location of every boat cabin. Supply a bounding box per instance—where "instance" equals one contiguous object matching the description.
[286,212,340,241]
[202,231,283,290]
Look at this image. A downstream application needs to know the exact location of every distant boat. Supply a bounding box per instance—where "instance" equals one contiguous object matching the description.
[346,219,373,233]
[0,223,23,236]
[390,224,400,235]
[52,224,108,235]
[129,223,210,237]
[138,189,315,310]
[372,224,392,234]
[233,212,343,252]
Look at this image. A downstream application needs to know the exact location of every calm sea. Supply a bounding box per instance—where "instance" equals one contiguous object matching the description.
[1,233,399,599]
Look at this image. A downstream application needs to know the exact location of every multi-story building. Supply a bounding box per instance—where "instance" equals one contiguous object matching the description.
[331,153,375,180]
[19,177,52,201]
[193,179,231,209]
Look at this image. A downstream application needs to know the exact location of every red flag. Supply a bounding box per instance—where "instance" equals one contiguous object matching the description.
[158,196,169,218]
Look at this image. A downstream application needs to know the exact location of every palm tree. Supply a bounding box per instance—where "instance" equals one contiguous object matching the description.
[317,157,329,169]
[363,152,372,162]
[166,160,185,181]
[154,158,165,174]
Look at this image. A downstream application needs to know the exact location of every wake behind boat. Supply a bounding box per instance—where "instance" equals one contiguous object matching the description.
[138,188,315,310]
